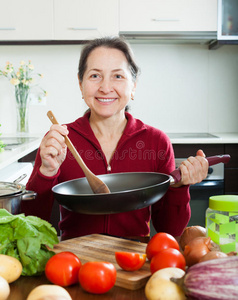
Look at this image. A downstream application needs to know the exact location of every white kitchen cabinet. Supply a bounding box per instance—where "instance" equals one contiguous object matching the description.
[119,0,217,32]
[217,0,238,40]
[54,0,119,40]
[0,0,53,40]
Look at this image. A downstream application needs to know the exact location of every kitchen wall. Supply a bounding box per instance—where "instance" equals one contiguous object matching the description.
[0,43,237,135]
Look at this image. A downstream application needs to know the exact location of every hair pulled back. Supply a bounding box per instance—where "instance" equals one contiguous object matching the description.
[78,36,140,82]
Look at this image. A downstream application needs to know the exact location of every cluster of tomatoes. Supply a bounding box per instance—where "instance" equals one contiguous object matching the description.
[116,232,186,275]
[45,233,185,294]
[45,252,116,294]
[146,232,186,274]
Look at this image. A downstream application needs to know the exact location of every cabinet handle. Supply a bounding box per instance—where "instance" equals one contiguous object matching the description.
[0,27,16,30]
[151,18,179,22]
[68,27,97,31]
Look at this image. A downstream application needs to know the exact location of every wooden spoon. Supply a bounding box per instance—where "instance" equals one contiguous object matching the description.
[47,111,110,194]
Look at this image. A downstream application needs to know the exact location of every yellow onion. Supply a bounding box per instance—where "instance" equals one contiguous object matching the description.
[199,250,237,263]
[179,226,206,251]
[183,236,217,266]
[199,251,227,262]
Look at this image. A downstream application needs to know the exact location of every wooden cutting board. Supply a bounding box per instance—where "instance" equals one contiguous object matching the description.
[53,234,151,290]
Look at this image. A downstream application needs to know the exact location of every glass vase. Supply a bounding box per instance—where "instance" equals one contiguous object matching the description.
[15,86,30,134]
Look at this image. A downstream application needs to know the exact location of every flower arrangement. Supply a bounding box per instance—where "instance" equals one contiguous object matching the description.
[0,60,47,133]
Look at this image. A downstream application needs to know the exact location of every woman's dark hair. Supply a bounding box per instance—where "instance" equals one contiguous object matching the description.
[78,36,140,82]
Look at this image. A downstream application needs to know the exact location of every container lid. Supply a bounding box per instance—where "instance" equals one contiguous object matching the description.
[209,195,238,211]
[0,182,23,197]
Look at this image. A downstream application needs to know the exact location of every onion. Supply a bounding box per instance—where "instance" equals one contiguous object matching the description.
[183,236,217,266]
[179,226,206,251]
[199,250,237,263]
[227,251,238,256]
[199,251,228,262]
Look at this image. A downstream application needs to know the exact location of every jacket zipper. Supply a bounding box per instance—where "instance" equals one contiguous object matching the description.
[104,163,111,234]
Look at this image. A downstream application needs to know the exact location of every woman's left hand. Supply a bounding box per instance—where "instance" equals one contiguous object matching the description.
[172,149,208,188]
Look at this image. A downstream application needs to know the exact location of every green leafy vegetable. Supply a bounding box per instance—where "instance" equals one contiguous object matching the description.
[0,124,5,152]
[0,141,5,152]
[0,209,59,276]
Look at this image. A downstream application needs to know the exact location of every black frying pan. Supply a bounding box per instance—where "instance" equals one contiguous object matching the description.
[52,155,230,215]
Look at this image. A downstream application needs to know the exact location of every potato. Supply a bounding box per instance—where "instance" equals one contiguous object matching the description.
[0,276,10,300]
[0,254,22,283]
[145,267,186,300]
[27,285,72,300]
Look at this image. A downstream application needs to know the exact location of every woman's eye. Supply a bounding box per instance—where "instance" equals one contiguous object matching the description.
[91,74,99,78]
[115,74,122,79]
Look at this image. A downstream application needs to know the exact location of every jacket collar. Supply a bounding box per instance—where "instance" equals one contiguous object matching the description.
[67,111,147,145]
[123,112,147,137]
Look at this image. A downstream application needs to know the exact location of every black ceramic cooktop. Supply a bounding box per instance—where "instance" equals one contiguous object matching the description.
[166,133,220,139]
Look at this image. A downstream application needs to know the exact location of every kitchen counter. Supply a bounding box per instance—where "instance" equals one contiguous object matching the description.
[168,132,238,144]
[0,135,42,170]
[8,274,147,300]
[9,234,149,300]
[0,132,238,172]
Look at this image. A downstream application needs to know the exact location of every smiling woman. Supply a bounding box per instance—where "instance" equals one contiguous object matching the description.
[21,36,209,242]
[78,46,137,128]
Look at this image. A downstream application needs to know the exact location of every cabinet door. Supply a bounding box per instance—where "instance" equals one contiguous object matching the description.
[0,0,53,40]
[120,0,217,32]
[173,144,224,158]
[224,144,238,195]
[218,0,238,40]
[54,0,119,40]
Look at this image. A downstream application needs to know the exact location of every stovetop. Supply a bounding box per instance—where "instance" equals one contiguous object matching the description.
[166,133,220,139]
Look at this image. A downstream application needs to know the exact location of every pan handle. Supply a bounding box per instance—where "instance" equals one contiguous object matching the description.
[21,190,37,201]
[170,154,231,184]
[13,174,27,184]
[206,154,231,166]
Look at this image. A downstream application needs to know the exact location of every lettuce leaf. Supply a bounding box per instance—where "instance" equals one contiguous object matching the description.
[0,209,59,276]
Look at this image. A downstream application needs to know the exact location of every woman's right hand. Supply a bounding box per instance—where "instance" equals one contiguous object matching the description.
[39,124,68,177]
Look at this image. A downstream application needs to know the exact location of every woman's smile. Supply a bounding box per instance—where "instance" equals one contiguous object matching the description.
[96,98,117,103]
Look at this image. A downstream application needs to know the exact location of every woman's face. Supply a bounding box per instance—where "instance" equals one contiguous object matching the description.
[79,46,136,118]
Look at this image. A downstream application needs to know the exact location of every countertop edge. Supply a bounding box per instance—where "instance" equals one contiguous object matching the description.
[169,133,238,144]
[0,135,42,170]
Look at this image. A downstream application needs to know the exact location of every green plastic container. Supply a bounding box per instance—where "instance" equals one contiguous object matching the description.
[206,195,238,253]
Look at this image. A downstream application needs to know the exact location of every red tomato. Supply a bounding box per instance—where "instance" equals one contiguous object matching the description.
[45,251,81,286]
[78,261,117,294]
[146,232,180,260]
[150,248,186,274]
[115,252,146,271]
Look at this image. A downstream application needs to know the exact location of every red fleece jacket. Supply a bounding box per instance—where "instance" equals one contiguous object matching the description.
[21,112,190,240]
